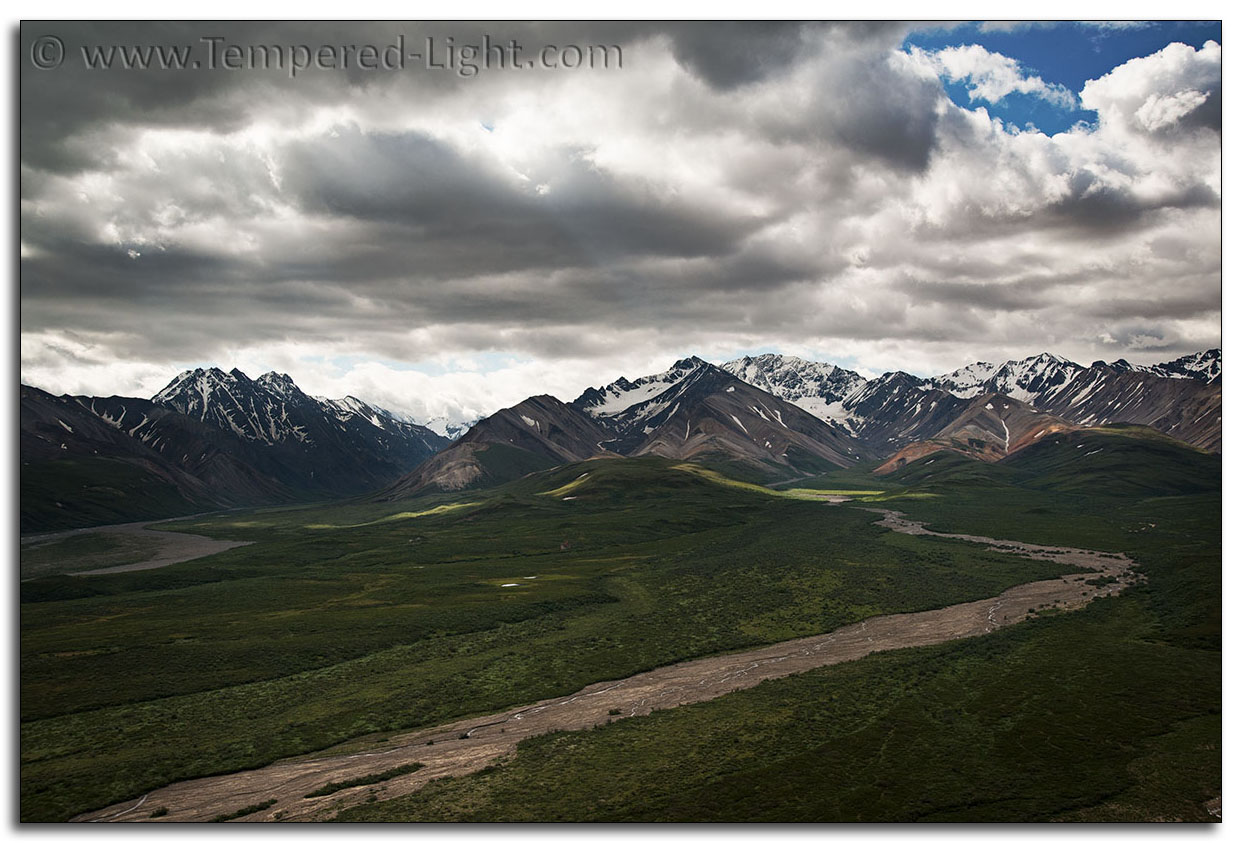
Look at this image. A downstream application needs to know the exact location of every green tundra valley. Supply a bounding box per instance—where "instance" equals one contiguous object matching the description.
[20,424,1220,822]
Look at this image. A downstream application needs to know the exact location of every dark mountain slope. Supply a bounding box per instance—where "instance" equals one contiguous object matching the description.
[20,386,222,532]
[834,372,968,451]
[151,367,449,496]
[1030,365,1221,452]
[21,369,450,531]
[380,395,610,497]
[613,362,868,471]
[875,395,1079,474]
[71,394,297,504]
[385,358,870,498]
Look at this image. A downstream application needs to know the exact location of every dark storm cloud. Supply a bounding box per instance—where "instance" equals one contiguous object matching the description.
[893,278,1055,312]
[281,127,767,263]
[20,22,914,172]
[735,28,943,173]
[20,225,823,362]
[1084,298,1222,321]
[1179,87,1222,133]
[19,22,1222,403]
[665,21,811,90]
[1043,170,1221,235]
[22,21,284,172]
[817,54,943,172]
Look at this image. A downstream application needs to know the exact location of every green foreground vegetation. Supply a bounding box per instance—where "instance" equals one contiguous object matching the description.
[209,798,277,822]
[341,601,1218,822]
[340,431,1220,821]
[19,429,1220,822]
[305,763,426,799]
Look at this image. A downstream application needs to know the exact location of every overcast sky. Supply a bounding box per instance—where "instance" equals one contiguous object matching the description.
[20,21,1222,423]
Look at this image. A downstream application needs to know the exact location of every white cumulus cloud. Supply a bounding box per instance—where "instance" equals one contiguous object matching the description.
[908,44,1078,109]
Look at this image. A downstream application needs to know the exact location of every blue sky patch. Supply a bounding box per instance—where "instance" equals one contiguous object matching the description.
[904,21,1222,134]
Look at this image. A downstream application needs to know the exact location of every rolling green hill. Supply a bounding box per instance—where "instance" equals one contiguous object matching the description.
[19,439,1220,822]
[1003,425,1220,497]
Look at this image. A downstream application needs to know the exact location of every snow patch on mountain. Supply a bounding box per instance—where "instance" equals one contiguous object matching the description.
[418,415,480,440]
[1146,348,1221,383]
[721,354,866,428]
[152,367,446,457]
[577,357,706,419]
[930,361,1000,397]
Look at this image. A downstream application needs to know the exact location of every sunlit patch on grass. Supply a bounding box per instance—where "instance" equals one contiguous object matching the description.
[377,504,480,522]
[671,463,882,501]
[539,472,592,498]
[670,463,782,495]
[305,502,481,529]
[782,489,885,500]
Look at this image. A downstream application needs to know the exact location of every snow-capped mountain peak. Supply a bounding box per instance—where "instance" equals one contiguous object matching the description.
[318,395,397,430]
[256,371,311,403]
[152,367,313,444]
[574,356,710,420]
[151,369,196,404]
[1151,348,1221,383]
[929,353,1081,403]
[720,353,866,430]
[152,367,226,406]
[976,354,1082,404]
[930,361,1000,398]
[721,348,1220,454]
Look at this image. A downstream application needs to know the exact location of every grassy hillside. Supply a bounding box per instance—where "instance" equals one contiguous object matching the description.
[339,437,1221,822]
[21,458,1066,821]
[1003,426,1220,497]
[472,442,565,487]
[833,426,1221,551]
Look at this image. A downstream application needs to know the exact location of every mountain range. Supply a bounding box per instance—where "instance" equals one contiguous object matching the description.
[722,349,1220,451]
[20,349,1220,531]
[21,368,447,532]
[383,348,1220,497]
[382,357,866,500]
